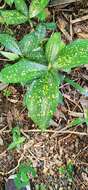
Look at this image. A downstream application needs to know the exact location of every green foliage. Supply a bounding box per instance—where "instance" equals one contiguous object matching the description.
[0,10,28,25]
[58,160,74,182]
[0,33,21,55]
[43,22,57,30]
[68,118,85,127]
[0,58,47,84]
[5,0,14,6]
[45,32,65,65]
[3,88,12,97]
[18,25,46,60]
[54,39,88,72]
[24,71,60,129]
[64,77,88,96]
[37,9,48,21]
[0,51,19,61]
[14,0,28,16]
[1,0,49,25]
[8,127,25,150]
[36,183,47,190]
[29,0,49,18]
[14,162,36,189]
[0,32,88,129]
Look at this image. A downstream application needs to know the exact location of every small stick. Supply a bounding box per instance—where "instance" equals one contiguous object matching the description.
[71,15,88,24]
[23,129,88,136]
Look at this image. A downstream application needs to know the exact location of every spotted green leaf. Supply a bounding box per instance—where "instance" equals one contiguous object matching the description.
[19,32,41,57]
[5,0,14,6]
[45,32,65,64]
[24,71,60,129]
[54,39,88,71]
[0,51,19,61]
[0,10,28,25]
[0,33,21,55]
[27,47,47,64]
[19,26,46,58]
[0,59,47,84]
[14,0,28,16]
[35,23,46,41]
[29,0,49,18]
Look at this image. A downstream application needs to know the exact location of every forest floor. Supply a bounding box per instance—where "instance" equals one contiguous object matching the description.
[0,0,88,189]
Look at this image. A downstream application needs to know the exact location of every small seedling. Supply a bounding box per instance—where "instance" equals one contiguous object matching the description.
[3,88,12,97]
[58,160,74,182]
[8,126,25,150]
[36,183,47,190]
[14,162,36,189]
[0,31,88,129]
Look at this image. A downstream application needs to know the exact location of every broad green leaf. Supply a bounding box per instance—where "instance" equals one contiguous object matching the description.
[14,0,28,16]
[27,47,47,64]
[0,10,28,25]
[0,33,21,55]
[45,32,65,64]
[35,23,46,40]
[64,77,88,96]
[29,0,49,18]
[19,27,46,58]
[0,58,47,83]
[54,39,88,71]
[19,32,41,56]
[0,51,19,60]
[24,71,60,129]
[5,0,14,6]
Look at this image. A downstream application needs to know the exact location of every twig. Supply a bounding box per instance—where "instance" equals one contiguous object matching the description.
[49,0,81,7]
[71,15,88,24]
[0,3,5,9]
[70,15,73,40]
[23,129,88,136]
[0,152,24,175]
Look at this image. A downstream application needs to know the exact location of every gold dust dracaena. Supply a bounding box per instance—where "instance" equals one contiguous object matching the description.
[0,31,88,129]
[0,0,49,25]
[24,71,60,129]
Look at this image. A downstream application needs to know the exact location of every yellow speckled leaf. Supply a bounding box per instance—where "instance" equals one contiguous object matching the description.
[0,33,21,55]
[0,58,47,83]
[0,10,28,25]
[29,0,49,18]
[24,71,60,129]
[54,39,88,71]
[45,32,65,64]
